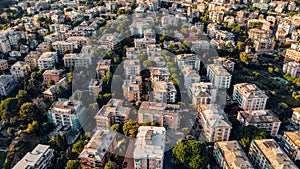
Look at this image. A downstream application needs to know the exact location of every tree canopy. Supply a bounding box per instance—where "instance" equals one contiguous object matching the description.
[123,120,139,137]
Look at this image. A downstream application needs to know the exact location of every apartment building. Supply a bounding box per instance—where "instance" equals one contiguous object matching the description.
[38,52,58,70]
[96,60,111,79]
[43,77,68,101]
[79,130,117,168]
[213,141,254,169]
[283,61,300,78]
[13,144,54,169]
[280,131,300,161]
[122,76,142,102]
[248,28,272,40]
[123,59,141,78]
[153,81,177,103]
[126,47,141,59]
[198,104,232,142]
[52,41,78,54]
[233,83,268,111]
[150,67,171,82]
[134,126,166,169]
[25,51,42,69]
[10,61,31,80]
[207,64,232,89]
[134,38,156,49]
[0,59,8,70]
[146,44,161,57]
[188,82,217,105]
[237,110,281,136]
[0,75,16,96]
[95,99,131,130]
[213,57,235,72]
[284,44,300,63]
[63,53,92,67]
[291,107,300,126]
[181,65,200,89]
[138,102,180,130]
[0,37,11,53]
[248,139,298,169]
[254,40,276,54]
[88,79,102,97]
[46,99,86,132]
[176,54,201,72]
[42,69,63,85]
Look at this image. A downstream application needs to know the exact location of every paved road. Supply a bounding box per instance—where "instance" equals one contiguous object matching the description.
[122,139,136,169]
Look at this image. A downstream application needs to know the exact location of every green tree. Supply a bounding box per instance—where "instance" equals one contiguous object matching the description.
[102,72,113,84]
[26,120,39,134]
[16,90,30,105]
[142,60,156,68]
[110,124,121,132]
[72,140,86,155]
[123,120,139,137]
[19,102,36,120]
[65,160,81,169]
[104,161,118,169]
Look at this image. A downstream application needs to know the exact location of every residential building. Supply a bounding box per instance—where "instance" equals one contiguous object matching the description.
[43,77,68,101]
[134,38,156,49]
[150,67,171,82]
[0,37,11,53]
[123,59,141,78]
[0,75,16,96]
[79,130,117,168]
[213,57,235,72]
[237,110,281,136]
[207,64,232,89]
[63,53,92,67]
[47,98,86,132]
[249,139,298,169]
[96,60,111,79]
[198,104,232,142]
[153,81,177,103]
[88,79,102,96]
[95,99,131,130]
[133,126,165,169]
[284,44,300,63]
[138,102,180,130]
[280,131,300,161]
[254,40,276,54]
[283,62,300,78]
[176,54,201,72]
[188,82,217,105]
[181,65,200,89]
[10,61,30,80]
[0,59,8,70]
[291,107,300,126]
[52,41,78,54]
[25,51,42,69]
[38,52,58,70]
[213,141,254,169]
[13,144,54,169]
[122,76,142,102]
[233,83,268,111]
[42,69,63,85]
[248,28,272,40]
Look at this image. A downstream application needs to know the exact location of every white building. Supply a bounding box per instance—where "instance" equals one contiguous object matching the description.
[291,107,300,126]
[283,61,300,78]
[123,59,141,78]
[134,126,166,169]
[52,41,78,54]
[10,61,30,79]
[63,53,92,67]
[13,144,54,169]
[176,54,201,72]
[207,64,232,89]
[233,83,268,111]
[0,75,16,96]
[38,52,58,70]
[188,82,217,105]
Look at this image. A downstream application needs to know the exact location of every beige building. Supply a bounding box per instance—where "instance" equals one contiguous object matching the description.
[138,102,180,130]
[10,61,30,79]
[181,65,200,90]
[237,110,281,136]
[284,44,300,63]
[249,139,298,169]
[79,130,117,168]
[233,83,268,111]
[0,59,8,70]
[291,107,300,126]
[52,41,78,54]
[25,51,42,69]
[283,61,300,78]
[280,131,300,161]
[0,75,16,96]
[150,67,171,82]
[63,53,92,67]
[207,63,232,89]
[198,104,232,142]
[122,76,142,102]
[133,126,165,169]
[213,141,254,169]
[153,81,177,103]
[95,99,131,130]
[123,59,141,78]
[96,60,111,79]
[248,28,272,40]
[38,52,58,70]
[188,82,217,105]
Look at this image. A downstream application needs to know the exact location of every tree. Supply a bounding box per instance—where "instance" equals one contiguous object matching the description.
[110,124,121,132]
[72,140,85,155]
[19,102,36,120]
[123,120,139,137]
[239,52,252,64]
[65,160,81,169]
[48,79,55,86]
[16,90,30,105]
[96,93,112,107]
[237,41,245,51]
[102,72,113,84]
[26,120,39,134]
[142,60,156,68]
[104,161,118,169]
[0,97,19,122]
